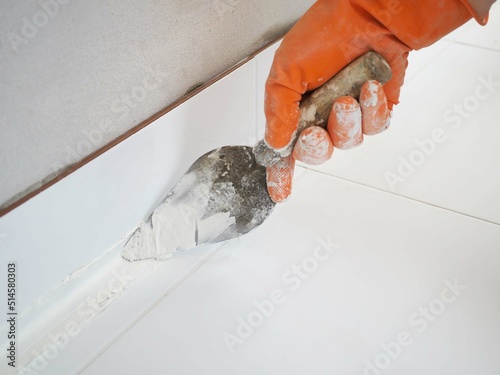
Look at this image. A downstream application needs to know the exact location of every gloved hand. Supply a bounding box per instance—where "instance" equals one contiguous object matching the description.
[261,0,475,202]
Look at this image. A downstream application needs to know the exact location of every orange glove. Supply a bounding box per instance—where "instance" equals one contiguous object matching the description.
[261,0,476,202]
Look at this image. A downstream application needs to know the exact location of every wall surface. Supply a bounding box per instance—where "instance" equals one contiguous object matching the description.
[0,0,315,209]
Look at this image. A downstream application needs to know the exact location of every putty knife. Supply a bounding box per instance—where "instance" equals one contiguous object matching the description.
[122,52,392,261]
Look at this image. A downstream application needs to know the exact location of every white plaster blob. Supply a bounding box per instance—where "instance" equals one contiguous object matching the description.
[152,201,197,255]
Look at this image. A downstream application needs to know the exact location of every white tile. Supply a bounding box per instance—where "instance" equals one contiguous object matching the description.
[0,59,256,314]
[255,40,281,140]
[168,60,257,152]
[0,59,257,373]
[79,169,500,375]
[18,243,227,375]
[404,41,453,83]
[301,43,500,224]
[444,3,500,51]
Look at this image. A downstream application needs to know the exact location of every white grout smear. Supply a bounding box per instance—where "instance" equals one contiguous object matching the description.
[122,151,238,261]
[121,174,204,261]
[153,201,197,256]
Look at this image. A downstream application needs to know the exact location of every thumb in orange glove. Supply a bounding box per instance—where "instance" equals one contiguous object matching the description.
[261,0,480,202]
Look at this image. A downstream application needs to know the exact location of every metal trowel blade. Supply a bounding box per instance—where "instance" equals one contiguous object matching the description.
[121,146,276,261]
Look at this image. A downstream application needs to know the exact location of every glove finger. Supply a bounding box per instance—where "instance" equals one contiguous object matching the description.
[360,80,392,135]
[292,126,334,165]
[264,82,301,152]
[327,96,363,150]
[266,155,295,203]
[378,46,410,109]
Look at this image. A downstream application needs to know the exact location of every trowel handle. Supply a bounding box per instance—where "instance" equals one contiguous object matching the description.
[254,51,392,167]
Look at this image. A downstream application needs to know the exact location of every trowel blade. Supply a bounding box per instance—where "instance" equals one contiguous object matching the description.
[121,146,275,261]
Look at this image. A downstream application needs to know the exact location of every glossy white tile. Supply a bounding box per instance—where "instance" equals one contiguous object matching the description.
[20,243,227,375]
[80,169,500,375]
[255,40,281,140]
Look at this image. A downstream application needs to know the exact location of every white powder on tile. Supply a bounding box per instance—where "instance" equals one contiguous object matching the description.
[122,224,150,261]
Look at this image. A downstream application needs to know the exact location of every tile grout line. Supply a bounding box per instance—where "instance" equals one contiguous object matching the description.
[297,165,500,228]
[403,41,454,84]
[442,39,500,53]
[76,242,228,374]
